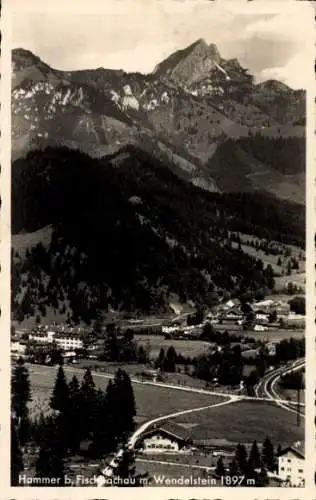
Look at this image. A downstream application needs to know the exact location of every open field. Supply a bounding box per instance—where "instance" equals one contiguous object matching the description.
[135,460,215,485]
[71,359,257,391]
[240,243,284,274]
[275,385,305,409]
[238,233,305,258]
[26,364,227,423]
[239,244,305,281]
[264,293,304,303]
[242,329,304,342]
[135,334,212,358]
[135,460,219,486]
[138,452,220,468]
[217,323,304,342]
[236,233,305,293]
[135,458,280,487]
[273,273,305,291]
[172,399,303,447]
[12,225,53,256]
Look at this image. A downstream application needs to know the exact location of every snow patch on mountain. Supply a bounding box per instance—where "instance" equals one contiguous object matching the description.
[12,82,88,139]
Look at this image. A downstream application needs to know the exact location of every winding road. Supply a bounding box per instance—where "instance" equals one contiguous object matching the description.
[254,359,305,417]
[25,360,304,486]
[96,393,237,485]
[94,358,305,485]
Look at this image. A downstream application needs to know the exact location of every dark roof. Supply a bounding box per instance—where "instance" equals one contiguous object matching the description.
[140,421,192,443]
[278,444,305,459]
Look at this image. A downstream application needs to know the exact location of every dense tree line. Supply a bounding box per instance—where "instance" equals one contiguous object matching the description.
[275,338,305,363]
[289,296,305,315]
[216,437,278,486]
[189,324,304,387]
[191,343,244,386]
[236,136,304,176]
[279,371,304,390]
[11,146,302,323]
[11,358,142,486]
[200,322,255,345]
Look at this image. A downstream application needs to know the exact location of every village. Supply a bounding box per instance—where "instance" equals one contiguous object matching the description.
[11,294,304,364]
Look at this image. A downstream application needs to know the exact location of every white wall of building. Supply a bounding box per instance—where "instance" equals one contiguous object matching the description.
[11,341,26,354]
[278,451,304,486]
[142,433,180,453]
[29,332,83,351]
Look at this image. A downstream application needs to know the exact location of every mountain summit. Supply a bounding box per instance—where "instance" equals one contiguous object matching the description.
[11,40,305,202]
[153,38,223,85]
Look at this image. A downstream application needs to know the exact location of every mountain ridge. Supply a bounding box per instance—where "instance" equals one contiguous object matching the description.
[11,41,305,203]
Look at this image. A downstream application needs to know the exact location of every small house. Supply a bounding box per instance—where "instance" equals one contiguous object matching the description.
[136,422,193,454]
[253,324,267,332]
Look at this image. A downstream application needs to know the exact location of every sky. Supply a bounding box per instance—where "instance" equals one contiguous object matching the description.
[11,0,314,89]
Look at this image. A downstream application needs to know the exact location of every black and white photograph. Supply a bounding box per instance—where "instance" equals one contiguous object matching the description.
[8,0,312,490]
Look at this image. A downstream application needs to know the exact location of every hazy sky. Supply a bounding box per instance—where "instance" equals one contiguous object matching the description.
[11,0,314,89]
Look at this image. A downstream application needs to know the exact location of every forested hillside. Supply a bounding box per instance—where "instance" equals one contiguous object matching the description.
[11,146,304,324]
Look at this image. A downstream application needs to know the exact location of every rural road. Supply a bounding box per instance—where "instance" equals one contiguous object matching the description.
[95,360,305,485]
[127,394,238,448]
[255,359,305,417]
[96,394,237,485]
[28,363,305,406]
[25,361,305,486]
[136,457,216,472]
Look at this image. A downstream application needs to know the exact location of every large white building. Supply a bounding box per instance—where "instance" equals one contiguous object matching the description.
[277,444,304,486]
[29,330,83,351]
[54,334,84,351]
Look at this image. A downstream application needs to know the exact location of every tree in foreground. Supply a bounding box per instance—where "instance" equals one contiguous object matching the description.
[11,422,24,486]
[248,440,262,470]
[50,365,69,414]
[35,445,65,486]
[11,356,31,415]
[11,358,31,443]
[235,443,248,475]
[92,381,117,456]
[114,445,149,486]
[80,368,97,437]
[255,466,269,486]
[262,437,276,472]
[228,458,239,481]
[215,457,226,477]
[66,375,83,452]
[113,369,136,440]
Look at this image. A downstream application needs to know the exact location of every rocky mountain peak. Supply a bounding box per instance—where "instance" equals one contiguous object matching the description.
[153,38,222,85]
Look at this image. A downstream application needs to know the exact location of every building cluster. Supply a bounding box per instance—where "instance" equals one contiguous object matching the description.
[162,323,203,338]
[136,423,304,486]
[11,325,84,360]
[212,297,303,329]
[135,423,304,486]
[162,297,303,346]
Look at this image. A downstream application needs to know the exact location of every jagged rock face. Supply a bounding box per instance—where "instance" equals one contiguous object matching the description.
[11,39,305,190]
[12,80,88,141]
[121,85,140,111]
[153,39,223,86]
